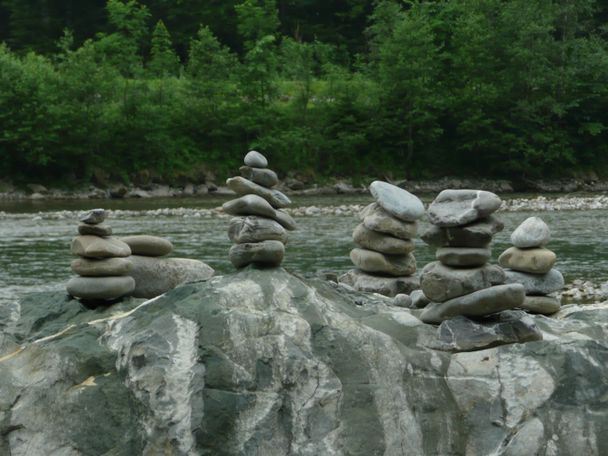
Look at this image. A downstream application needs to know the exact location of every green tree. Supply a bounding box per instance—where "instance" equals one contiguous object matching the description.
[148,20,180,77]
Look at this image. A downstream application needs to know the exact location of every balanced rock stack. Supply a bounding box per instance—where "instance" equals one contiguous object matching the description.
[67,209,135,302]
[223,151,296,268]
[499,217,563,314]
[419,190,525,323]
[339,181,424,297]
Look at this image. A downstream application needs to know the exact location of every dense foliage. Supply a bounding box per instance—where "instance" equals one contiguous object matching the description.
[1,0,607,184]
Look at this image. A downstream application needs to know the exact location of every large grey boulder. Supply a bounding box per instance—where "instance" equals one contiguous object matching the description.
[2,269,608,455]
[428,189,502,227]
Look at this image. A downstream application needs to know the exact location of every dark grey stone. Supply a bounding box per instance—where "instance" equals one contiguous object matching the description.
[228,216,287,244]
[436,247,491,267]
[240,166,279,188]
[227,176,291,208]
[353,224,414,255]
[244,150,268,168]
[229,240,285,268]
[504,269,564,295]
[428,189,502,227]
[411,289,430,308]
[223,195,297,231]
[421,216,504,247]
[78,223,112,236]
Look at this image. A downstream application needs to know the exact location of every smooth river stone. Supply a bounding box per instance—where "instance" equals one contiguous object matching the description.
[420,283,526,324]
[504,269,564,295]
[230,240,285,268]
[78,223,112,236]
[393,294,413,308]
[120,235,173,257]
[223,195,297,230]
[421,216,504,247]
[79,208,108,225]
[520,296,561,315]
[369,181,424,222]
[420,261,505,303]
[352,224,414,255]
[511,216,551,248]
[411,289,430,308]
[229,216,287,244]
[498,247,556,274]
[227,176,291,208]
[338,269,420,297]
[240,166,279,188]
[350,248,416,277]
[66,276,135,300]
[436,247,491,267]
[71,257,133,277]
[359,203,417,239]
[244,150,268,168]
[71,236,131,259]
[427,189,502,227]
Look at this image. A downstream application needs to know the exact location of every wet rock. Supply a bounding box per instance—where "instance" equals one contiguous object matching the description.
[359,203,417,239]
[352,224,414,255]
[228,216,287,244]
[120,235,173,257]
[338,269,420,297]
[243,150,268,168]
[427,189,502,227]
[227,176,291,208]
[498,247,556,274]
[78,223,112,236]
[421,216,504,247]
[510,216,551,248]
[66,276,135,300]
[229,240,285,268]
[504,269,565,295]
[239,166,279,188]
[369,181,424,222]
[436,247,491,267]
[350,248,416,276]
[71,257,133,277]
[71,236,131,259]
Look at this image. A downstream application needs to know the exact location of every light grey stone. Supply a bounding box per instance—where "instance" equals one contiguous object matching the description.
[505,269,564,295]
[79,208,108,225]
[78,223,112,236]
[338,269,420,297]
[240,166,279,188]
[352,224,414,255]
[66,276,135,300]
[222,195,297,230]
[229,240,285,268]
[71,257,133,277]
[520,296,561,315]
[350,248,416,276]
[359,203,417,239]
[393,294,412,308]
[228,216,287,244]
[120,235,173,257]
[244,150,268,168]
[427,189,502,227]
[71,236,131,259]
[421,261,505,302]
[411,289,430,308]
[420,283,526,323]
[511,216,551,248]
[421,216,504,247]
[227,176,291,208]
[498,247,556,274]
[436,247,491,267]
[369,181,424,222]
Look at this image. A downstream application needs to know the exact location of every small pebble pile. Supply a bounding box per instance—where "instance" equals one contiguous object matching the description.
[419,190,525,323]
[339,181,425,298]
[499,216,564,314]
[223,151,297,268]
[67,209,135,302]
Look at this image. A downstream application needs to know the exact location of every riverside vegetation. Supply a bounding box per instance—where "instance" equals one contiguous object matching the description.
[1,0,608,187]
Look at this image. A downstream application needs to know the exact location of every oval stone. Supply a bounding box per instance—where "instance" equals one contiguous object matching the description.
[436,247,491,267]
[121,235,173,257]
[66,276,135,300]
[520,296,561,315]
[71,236,131,259]
[229,216,287,244]
[350,248,416,276]
[79,208,108,225]
[427,189,502,227]
[229,240,285,268]
[359,203,417,239]
[78,223,112,236]
[227,176,291,208]
[504,268,564,295]
[369,181,424,222]
[353,224,414,254]
[498,247,556,274]
[240,166,279,188]
[511,217,551,248]
[244,150,268,168]
[71,257,133,277]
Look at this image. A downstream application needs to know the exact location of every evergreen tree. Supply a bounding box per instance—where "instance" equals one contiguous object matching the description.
[148,20,180,77]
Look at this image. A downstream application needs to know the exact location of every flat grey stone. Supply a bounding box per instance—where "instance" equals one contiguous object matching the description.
[428,189,502,227]
[498,247,556,274]
[79,208,108,225]
[411,289,430,308]
[244,150,268,168]
[360,203,417,239]
[78,223,112,236]
[421,216,504,248]
[230,240,285,268]
[421,261,505,302]
[240,166,279,188]
[511,216,551,248]
[71,236,131,259]
[437,310,542,352]
[353,224,414,255]
[66,276,135,300]
[436,247,491,267]
[393,294,413,308]
[350,248,416,276]
[369,181,424,222]
[227,176,291,208]
[228,216,287,244]
[71,257,133,277]
[128,256,215,298]
[520,296,561,315]
[223,195,297,230]
[338,269,420,297]
[505,269,564,295]
[420,283,526,323]
[121,235,173,257]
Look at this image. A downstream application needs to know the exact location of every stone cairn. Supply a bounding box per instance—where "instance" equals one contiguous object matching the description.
[339,181,425,300]
[67,209,135,302]
[223,151,297,268]
[419,190,526,323]
[499,216,564,314]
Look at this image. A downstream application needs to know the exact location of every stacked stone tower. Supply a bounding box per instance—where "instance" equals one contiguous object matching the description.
[499,216,564,314]
[223,151,297,268]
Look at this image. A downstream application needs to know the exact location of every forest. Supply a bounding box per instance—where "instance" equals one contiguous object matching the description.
[0,0,607,185]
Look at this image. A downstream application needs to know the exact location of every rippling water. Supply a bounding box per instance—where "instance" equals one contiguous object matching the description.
[2,195,608,312]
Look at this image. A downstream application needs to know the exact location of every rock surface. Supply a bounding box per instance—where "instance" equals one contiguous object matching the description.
[338,269,420,297]
[350,248,416,276]
[240,166,279,188]
[352,224,414,254]
[359,203,417,239]
[228,216,288,244]
[120,235,173,257]
[226,176,291,208]
[510,216,551,248]
[369,181,424,222]
[1,269,608,455]
[498,247,557,274]
[66,275,136,300]
[71,257,133,277]
[427,189,502,227]
[436,247,491,267]
[79,208,107,225]
[222,195,297,230]
[520,296,562,314]
[229,240,285,268]
[421,216,504,247]
[505,268,565,295]
[243,150,268,168]
[71,236,131,258]
[78,223,112,236]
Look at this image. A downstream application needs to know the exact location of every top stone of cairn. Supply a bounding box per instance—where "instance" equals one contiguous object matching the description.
[427,189,502,227]
[510,216,551,248]
[79,208,108,225]
[369,181,424,222]
[244,150,268,168]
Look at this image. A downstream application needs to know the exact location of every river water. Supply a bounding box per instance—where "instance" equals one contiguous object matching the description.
[1,195,608,309]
